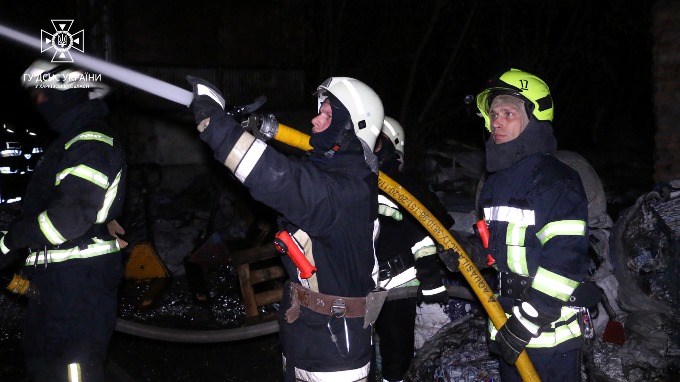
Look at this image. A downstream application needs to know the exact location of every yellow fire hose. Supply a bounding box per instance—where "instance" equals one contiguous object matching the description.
[273,123,540,382]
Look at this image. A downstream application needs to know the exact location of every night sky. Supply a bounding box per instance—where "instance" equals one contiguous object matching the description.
[0,1,656,194]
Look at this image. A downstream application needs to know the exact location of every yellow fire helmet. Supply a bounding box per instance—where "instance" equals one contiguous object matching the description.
[476,68,553,131]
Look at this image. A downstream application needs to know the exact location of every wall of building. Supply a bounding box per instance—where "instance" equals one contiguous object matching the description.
[653,0,680,183]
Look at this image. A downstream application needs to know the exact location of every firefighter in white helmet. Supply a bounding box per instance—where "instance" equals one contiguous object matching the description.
[372,116,454,382]
[186,75,384,381]
[0,59,126,381]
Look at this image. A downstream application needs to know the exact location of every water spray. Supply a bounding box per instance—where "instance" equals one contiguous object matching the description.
[0,23,193,106]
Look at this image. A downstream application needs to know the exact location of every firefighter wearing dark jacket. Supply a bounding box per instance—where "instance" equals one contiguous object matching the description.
[0,59,126,381]
[186,76,384,382]
[373,117,452,382]
[440,69,589,381]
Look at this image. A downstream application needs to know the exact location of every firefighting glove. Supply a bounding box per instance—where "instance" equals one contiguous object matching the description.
[415,253,448,305]
[439,230,488,273]
[186,75,226,126]
[495,314,534,364]
[378,195,402,221]
[0,232,23,270]
[241,113,279,142]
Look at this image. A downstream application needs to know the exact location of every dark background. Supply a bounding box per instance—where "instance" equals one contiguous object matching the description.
[0,1,655,181]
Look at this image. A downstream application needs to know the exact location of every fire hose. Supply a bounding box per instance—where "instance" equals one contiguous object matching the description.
[0,22,538,380]
[272,124,540,382]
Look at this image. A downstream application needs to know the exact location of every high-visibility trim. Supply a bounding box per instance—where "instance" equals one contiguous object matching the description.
[533,267,581,302]
[412,236,435,258]
[25,239,119,265]
[421,285,446,296]
[56,164,109,189]
[484,206,535,225]
[506,222,528,246]
[96,170,122,223]
[0,235,9,254]
[489,307,581,348]
[38,212,66,245]
[67,362,82,382]
[225,133,256,173]
[378,195,398,209]
[536,220,586,245]
[64,131,113,150]
[295,360,370,382]
[513,305,541,335]
[506,245,528,275]
[225,133,268,182]
[378,266,416,290]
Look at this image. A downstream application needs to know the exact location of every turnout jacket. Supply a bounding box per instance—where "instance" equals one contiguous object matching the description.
[482,151,589,352]
[1,99,126,265]
[198,111,379,379]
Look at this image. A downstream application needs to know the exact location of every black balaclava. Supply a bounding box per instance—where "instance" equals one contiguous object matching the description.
[485,119,557,172]
[309,94,354,157]
[36,88,90,129]
[375,133,399,171]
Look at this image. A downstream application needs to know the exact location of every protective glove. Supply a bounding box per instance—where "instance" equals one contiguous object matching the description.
[186,75,226,125]
[241,113,279,142]
[495,314,534,364]
[0,232,24,270]
[415,254,448,304]
[377,195,402,221]
[440,230,488,272]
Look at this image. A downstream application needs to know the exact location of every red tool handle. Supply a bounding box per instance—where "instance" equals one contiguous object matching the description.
[476,219,495,266]
[274,230,317,279]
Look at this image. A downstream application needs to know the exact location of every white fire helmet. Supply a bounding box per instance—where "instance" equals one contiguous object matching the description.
[21,59,110,99]
[315,77,384,151]
[381,116,405,158]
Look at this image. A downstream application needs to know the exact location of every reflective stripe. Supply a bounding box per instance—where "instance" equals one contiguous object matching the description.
[421,285,446,296]
[295,360,370,382]
[513,305,540,335]
[411,236,435,258]
[536,220,586,245]
[225,133,268,182]
[96,170,122,223]
[56,164,109,189]
[533,267,581,302]
[377,195,398,209]
[64,131,113,150]
[0,235,9,254]
[506,222,527,246]
[378,266,416,290]
[67,362,82,382]
[38,212,66,245]
[484,206,535,225]
[506,245,528,275]
[489,307,581,348]
[25,239,119,265]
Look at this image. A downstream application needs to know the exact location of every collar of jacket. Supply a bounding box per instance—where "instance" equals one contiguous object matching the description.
[48,99,109,134]
[485,120,557,172]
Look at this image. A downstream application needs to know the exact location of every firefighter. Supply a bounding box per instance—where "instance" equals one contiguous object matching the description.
[186,76,383,381]
[372,116,451,382]
[440,68,589,381]
[0,59,126,381]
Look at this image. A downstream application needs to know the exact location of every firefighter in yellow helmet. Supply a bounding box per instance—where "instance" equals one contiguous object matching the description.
[440,69,590,381]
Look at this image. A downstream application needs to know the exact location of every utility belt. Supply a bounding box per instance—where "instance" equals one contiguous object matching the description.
[498,271,601,308]
[378,251,415,281]
[25,239,120,266]
[285,282,388,327]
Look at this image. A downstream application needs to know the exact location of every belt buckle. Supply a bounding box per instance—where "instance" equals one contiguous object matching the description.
[331,299,346,318]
